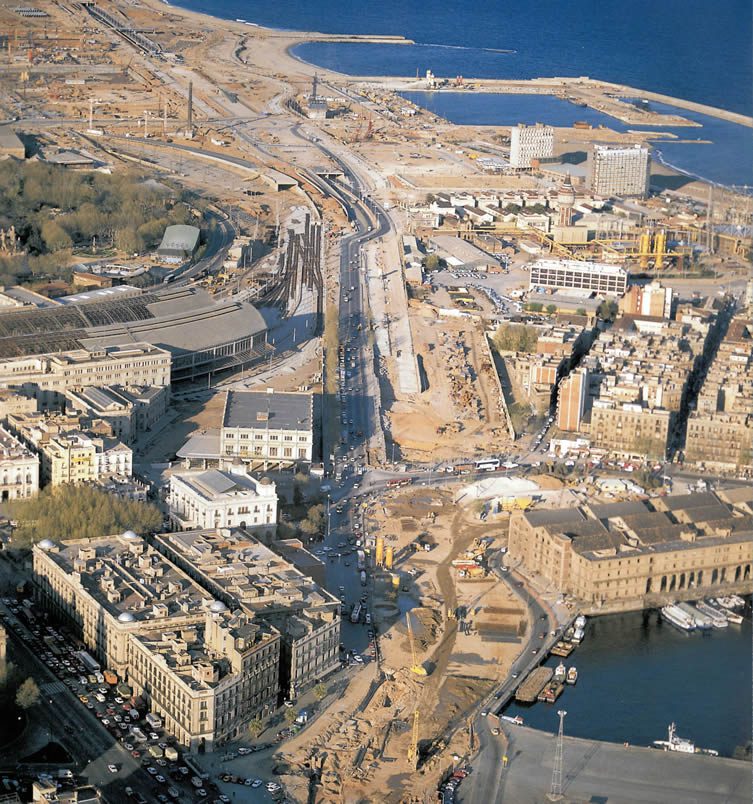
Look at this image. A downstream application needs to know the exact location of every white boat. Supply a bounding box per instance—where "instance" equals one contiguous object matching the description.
[500,715,524,725]
[571,627,585,643]
[677,602,712,630]
[724,609,743,625]
[728,594,746,609]
[661,604,695,632]
[554,662,566,681]
[574,614,587,630]
[566,666,578,685]
[653,722,695,753]
[694,601,728,628]
[653,722,718,757]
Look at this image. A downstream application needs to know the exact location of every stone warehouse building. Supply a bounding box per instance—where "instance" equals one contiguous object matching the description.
[508,493,752,611]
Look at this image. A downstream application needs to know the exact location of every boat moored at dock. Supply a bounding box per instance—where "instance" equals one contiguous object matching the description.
[653,722,718,756]
[694,600,728,628]
[661,604,696,631]
[677,601,712,630]
[566,666,578,685]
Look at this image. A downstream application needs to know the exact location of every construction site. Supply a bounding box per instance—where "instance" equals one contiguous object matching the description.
[273,485,528,802]
[385,311,513,462]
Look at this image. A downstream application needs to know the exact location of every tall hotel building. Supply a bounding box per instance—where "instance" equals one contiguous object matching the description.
[509,124,554,169]
[587,144,650,198]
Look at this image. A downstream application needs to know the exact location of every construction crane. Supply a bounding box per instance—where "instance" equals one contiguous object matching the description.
[406,612,427,676]
[407,708,420,768]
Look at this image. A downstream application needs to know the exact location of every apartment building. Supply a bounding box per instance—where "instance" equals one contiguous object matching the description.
[590,400,672,459]
[528,260,628,296]
[573,313,715,457]
[0,343,171,407]
[40,431,131,486]
[32,533,212,679]
[619,280,673,319]
[5,409,133,486]
[168,465,278,537]
[509,124,554,169]
[221,390,313,465]
[128,608,279,751]
[685,315,753,471]
[508,494,753,610]
[0,425,39,501]
[500,322,591,414]
[65,385,169,445]
[32,533,281,752]
[152,528,341,700]
[556,368,588,433]
[587,144,650,198]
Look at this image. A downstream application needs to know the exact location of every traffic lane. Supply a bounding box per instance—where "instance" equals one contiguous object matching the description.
[2,619,150,799]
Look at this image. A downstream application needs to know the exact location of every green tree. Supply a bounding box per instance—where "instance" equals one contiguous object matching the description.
[283,707,298,724]
[597,299,619,322]
[423,254,441,272]
[6,485,162,547]
[491,324,539,354]
[313,683,327,702]
[40,220,72,252]
[546,304,557,315]
[247,717,264,738]
[15,677,39,710]
[525,302,544,313]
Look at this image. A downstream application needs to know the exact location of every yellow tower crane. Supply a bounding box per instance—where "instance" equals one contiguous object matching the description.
[406,612,427,676]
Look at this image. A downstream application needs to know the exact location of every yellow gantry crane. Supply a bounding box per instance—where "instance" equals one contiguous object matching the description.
[406,612,427,676]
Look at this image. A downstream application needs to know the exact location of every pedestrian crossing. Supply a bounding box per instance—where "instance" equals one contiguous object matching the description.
[40,680,66,696]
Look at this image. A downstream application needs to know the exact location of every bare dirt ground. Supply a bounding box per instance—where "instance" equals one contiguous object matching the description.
[387,310,511,462]
[271,486,529,802]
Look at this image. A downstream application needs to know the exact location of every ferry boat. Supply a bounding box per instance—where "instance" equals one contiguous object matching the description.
[574,614,587,630]
[677,601,712,630]
[695,600,728,628]
[554,662,567,682]
[653,723,718,756]
[500,714,524,726]
[571,626,585,643]
[660,604,696,632]
[566,666,578,685]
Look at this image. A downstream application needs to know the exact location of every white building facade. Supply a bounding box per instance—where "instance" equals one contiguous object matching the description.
[510,124,554,169]
[0,425,39,501]
[169,465,278,536]
[588,144,650,198]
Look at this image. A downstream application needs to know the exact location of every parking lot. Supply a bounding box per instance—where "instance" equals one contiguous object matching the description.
[0,595,262,804]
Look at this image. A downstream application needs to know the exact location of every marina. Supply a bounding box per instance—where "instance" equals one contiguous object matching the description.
[504,607,751,757]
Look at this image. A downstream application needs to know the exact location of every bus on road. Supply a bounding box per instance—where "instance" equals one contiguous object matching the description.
[475,458,500,472]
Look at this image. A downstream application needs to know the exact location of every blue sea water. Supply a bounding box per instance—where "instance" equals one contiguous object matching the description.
[172,0,753,188]
[503,611,752,758]
[175,0,752,116]
[397,92,753,187]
